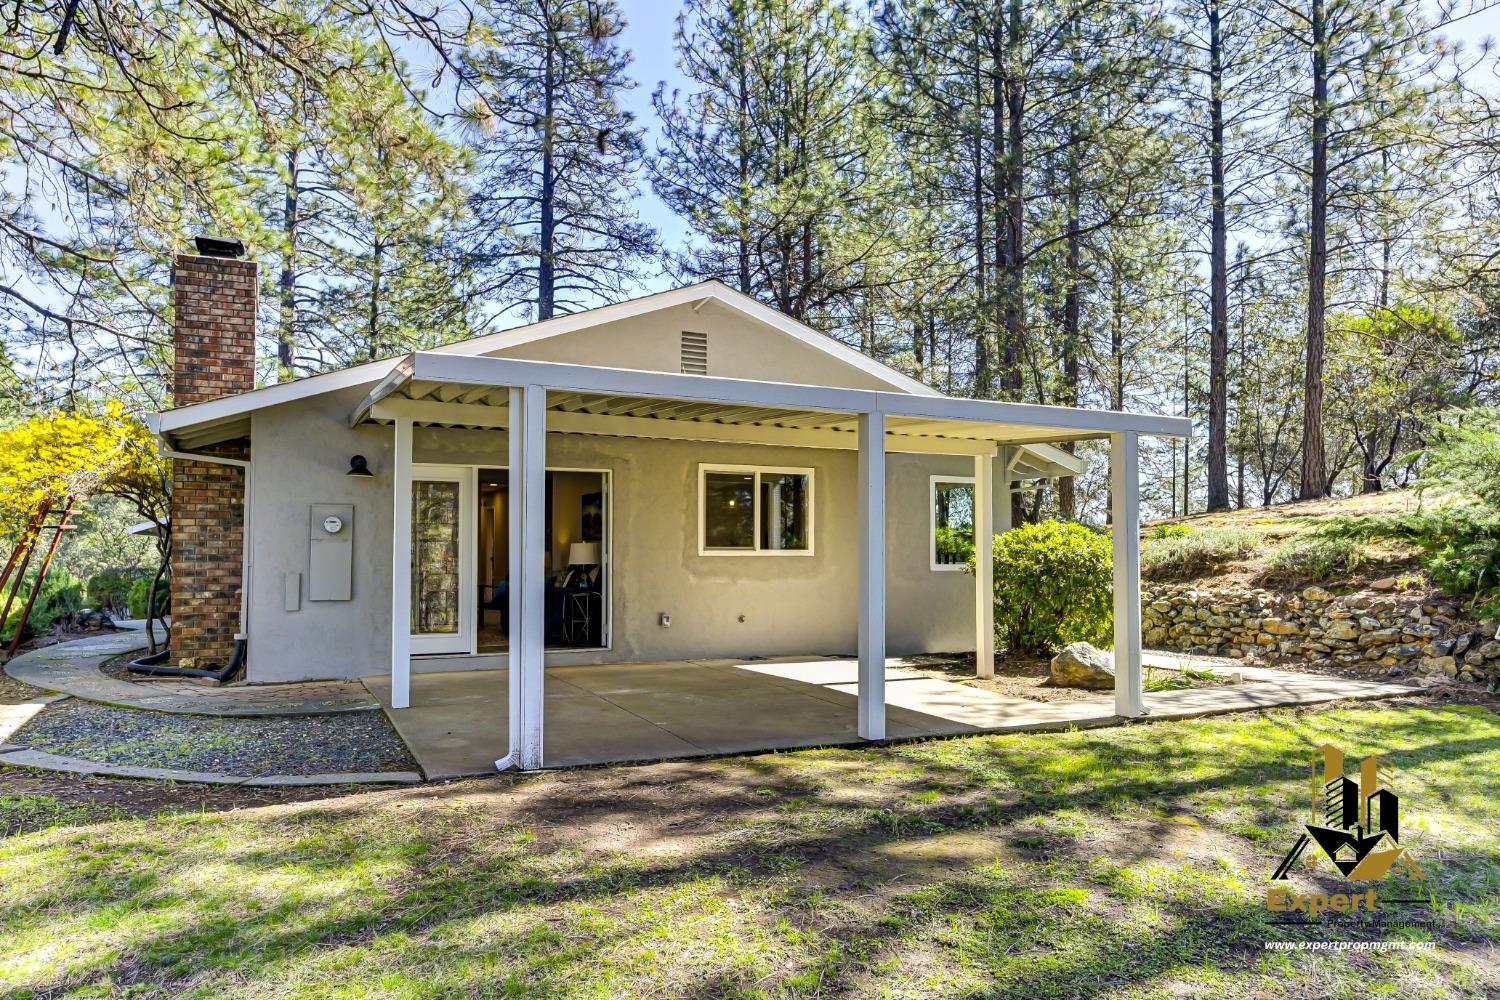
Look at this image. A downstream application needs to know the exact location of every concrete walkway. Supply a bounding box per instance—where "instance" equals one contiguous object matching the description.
[4,630,377,716]
[363,655,1418,779]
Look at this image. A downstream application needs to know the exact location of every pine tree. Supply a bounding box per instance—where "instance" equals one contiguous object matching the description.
[1175,0,1278,511]
[1262,0,1444,498]
[653,0,900,328]
[464,0,657,321]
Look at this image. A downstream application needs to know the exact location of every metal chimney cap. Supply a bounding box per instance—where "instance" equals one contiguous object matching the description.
[194,235,246,258]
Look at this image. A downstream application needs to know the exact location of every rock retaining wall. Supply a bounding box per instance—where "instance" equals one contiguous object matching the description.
[1142,583,1500,684]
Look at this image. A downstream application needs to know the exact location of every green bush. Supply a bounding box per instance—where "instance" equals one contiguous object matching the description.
[1415,407,1500,503]
[1316,507,1500,612]
[1262,533,1371,583]
[86,567,147,614]
[987,519,1113,656]
[128,577,170,619]
[934,525,975,566]
[1147,523,1192,540]
[1,571,85,644]
[1141,528,1258,581]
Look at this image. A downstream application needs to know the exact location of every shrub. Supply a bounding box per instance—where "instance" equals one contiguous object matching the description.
[987,519,1113,656]
[0,570,84,643]
[1262,533,1370,583]
[1147,523,1192,540]
[127,577,170,619]
[1316,507,1500,613]
[86,567,147,614]
[1141,528,1258,581]
[934,525,975,566]
[1415,407,1500,503]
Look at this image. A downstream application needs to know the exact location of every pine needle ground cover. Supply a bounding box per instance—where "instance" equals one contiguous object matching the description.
[2,703,1496,999]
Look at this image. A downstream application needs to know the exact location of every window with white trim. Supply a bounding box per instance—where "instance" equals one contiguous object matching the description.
[699,465,813,555]
[931,476,975,570]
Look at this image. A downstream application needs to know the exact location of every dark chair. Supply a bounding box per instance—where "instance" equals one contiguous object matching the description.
[480,571,596,645]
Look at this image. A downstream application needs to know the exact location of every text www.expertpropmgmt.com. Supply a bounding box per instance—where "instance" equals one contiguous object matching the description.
[1263,941,1438,951]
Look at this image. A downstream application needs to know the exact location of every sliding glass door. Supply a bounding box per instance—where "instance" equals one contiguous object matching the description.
[409,465,476,655]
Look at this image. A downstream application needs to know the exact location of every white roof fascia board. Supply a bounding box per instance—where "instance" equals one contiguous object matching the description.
[157,356,402,437]
[1021,441,1087,475]
[156,282,931,440]
[394,353,1191,439]
[425,283,717,359]
[430,281,937,397]
[349,357,417,428]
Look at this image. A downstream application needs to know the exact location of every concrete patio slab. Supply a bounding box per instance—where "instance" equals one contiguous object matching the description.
[363,669,708,775]
[364,655,1420,779]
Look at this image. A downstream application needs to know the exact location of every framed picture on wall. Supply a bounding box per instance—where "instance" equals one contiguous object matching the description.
[581,491,603,543]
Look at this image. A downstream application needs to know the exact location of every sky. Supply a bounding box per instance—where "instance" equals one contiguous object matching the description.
[614,0,695,283]
[608,0,1500,295]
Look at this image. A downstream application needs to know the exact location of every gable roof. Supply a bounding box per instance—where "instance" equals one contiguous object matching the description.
[431,280,938,396]
[153,281,937,444]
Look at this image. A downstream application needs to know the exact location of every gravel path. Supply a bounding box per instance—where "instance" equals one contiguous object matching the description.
[9,700,417,777]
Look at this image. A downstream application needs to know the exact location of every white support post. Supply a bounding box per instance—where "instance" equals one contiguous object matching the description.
[390,416,413,710]
[1110,431,1146,717]
[513,384,548,769]
[857,410,886,740]
[498,389,524,770]
[974,449,995,679]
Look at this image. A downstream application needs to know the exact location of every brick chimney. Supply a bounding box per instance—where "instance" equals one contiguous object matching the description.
[172,238,257,404]
[169,237,256,669]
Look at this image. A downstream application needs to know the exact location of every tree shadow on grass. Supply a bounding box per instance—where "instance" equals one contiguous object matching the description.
[4,706,1497,997]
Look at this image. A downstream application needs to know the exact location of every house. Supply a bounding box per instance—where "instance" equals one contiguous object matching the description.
[151,238,1188,770]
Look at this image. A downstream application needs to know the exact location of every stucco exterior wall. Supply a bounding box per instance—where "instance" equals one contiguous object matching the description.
[245,387,1002,683]
[484,300,909,392]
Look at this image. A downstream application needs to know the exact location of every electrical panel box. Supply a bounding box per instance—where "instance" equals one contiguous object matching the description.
[308,503,354,601]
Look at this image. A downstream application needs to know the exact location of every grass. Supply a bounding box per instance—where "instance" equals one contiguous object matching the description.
[1141,528,1261,581]
[1140,488,1436,587]
[0,794,123,838]
[1143,665,1221,692]
[1262,533,1377,584]
[1,703,1497,998]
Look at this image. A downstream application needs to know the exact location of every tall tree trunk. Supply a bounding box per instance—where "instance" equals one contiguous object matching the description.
[1299,0,1329,499]
[1110,263,1124,410]
[538,3,558,321]
[366,239,383,362]
[1001,0,1025,403]
[973,28,991,397]
[1206,0,1230,511]
[1058,136,1081,520]
[277,148,300,379]
[736,48,752,295]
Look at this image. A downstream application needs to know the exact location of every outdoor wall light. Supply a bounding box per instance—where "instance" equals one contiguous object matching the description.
[346,455,375,478]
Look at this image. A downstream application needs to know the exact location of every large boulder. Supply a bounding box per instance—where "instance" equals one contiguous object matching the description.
[1049,642,1115,690]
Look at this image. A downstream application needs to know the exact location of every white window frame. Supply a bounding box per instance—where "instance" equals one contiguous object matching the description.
[409,464,479,654]
[930,474,976,572]
[698,464,815,556]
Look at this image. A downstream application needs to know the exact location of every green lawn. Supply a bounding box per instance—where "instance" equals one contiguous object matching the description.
[1,703,1496,998]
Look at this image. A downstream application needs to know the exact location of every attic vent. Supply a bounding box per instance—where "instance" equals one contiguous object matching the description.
[680,330,708,375]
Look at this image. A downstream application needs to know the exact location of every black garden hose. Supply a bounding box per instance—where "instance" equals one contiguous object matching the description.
[127,636,245,683]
